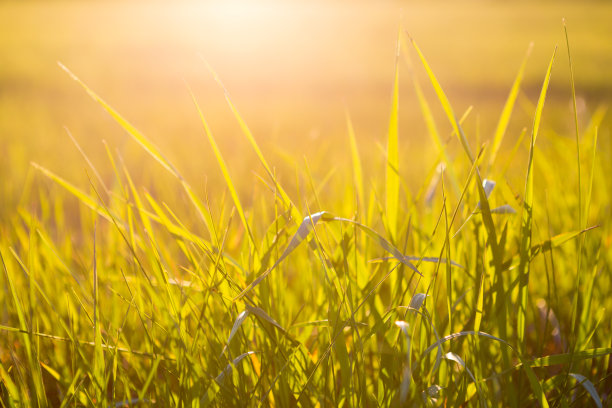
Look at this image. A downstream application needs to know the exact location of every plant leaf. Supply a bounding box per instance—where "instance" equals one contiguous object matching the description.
[568,373,602,408]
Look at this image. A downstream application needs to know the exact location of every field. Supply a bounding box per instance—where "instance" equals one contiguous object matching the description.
[1,0,612,406]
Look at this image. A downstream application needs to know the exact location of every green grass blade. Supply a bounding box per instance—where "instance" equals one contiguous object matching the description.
[530,348,612,367]
[564,20,582,229]
[3,250,49,407]
[92,225,106,405]
[517,47,557,351]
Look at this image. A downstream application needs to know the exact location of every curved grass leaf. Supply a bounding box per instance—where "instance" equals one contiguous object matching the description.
[371,255,464,269]
[395,321,411,403]
[235,211,424,300]
[221,310,250,357]
[215,351,258,384]
[444,352,486,408]
[490,205,516,214]
[408,293,428,311]
[568,373,602,408]
[419,331,549,407]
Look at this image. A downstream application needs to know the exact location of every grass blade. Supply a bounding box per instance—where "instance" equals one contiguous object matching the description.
[235,211,333,300]
[58,62,218,242]
[517,47,557,351]
[346,111,365,214]
[58,62,180,178]
[202,58,302,226]
[488,43,533,170]
[189,87,258,255]
[409,36,473,162]
[568,373,603,408]
[222,310,250,357]
[385,30,401,242]
[444,352,486,408]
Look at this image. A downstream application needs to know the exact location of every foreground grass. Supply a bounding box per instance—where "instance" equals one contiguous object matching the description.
[1,30,611,407]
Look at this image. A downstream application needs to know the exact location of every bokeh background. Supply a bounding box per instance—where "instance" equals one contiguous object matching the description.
[1,0,611,216]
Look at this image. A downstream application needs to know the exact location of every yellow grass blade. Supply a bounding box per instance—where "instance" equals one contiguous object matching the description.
[59,62,218,243]
[346,111,365,214]
[202,59,302,226]
[31,163,118,225]
[385,30,401,243]
[58,62,180,178]
[409,36,474,162]
[189,88,258,254]
[488,43,533,170]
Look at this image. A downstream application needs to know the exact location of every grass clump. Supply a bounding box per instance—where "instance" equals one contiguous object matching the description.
[1,28,611,407]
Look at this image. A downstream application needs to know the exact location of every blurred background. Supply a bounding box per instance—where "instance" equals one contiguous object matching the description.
[1,0,611,215]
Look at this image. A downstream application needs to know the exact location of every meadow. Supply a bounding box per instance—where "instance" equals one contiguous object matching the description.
[1,0,612,406]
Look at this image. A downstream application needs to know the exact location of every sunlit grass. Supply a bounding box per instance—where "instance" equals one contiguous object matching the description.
[1,20,611,408]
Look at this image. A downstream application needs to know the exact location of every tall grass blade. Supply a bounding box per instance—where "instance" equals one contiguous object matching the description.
[409,36,473,162]
[517,47,557,351]
[488,43,533,170]
[410,35,503,275]
[58,62,180,178]
[563,20,582,228]
[385,30,401,242]
[404,47,461,197]
[1,248,48,407]
[529,348,612,367]
[202,59,302,225]
[189,88,258,255]
[92,223,106,405]
[346,111,365,214]
[58,62,218,241]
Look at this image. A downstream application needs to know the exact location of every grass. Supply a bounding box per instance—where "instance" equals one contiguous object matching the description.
[1,19,612,408]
